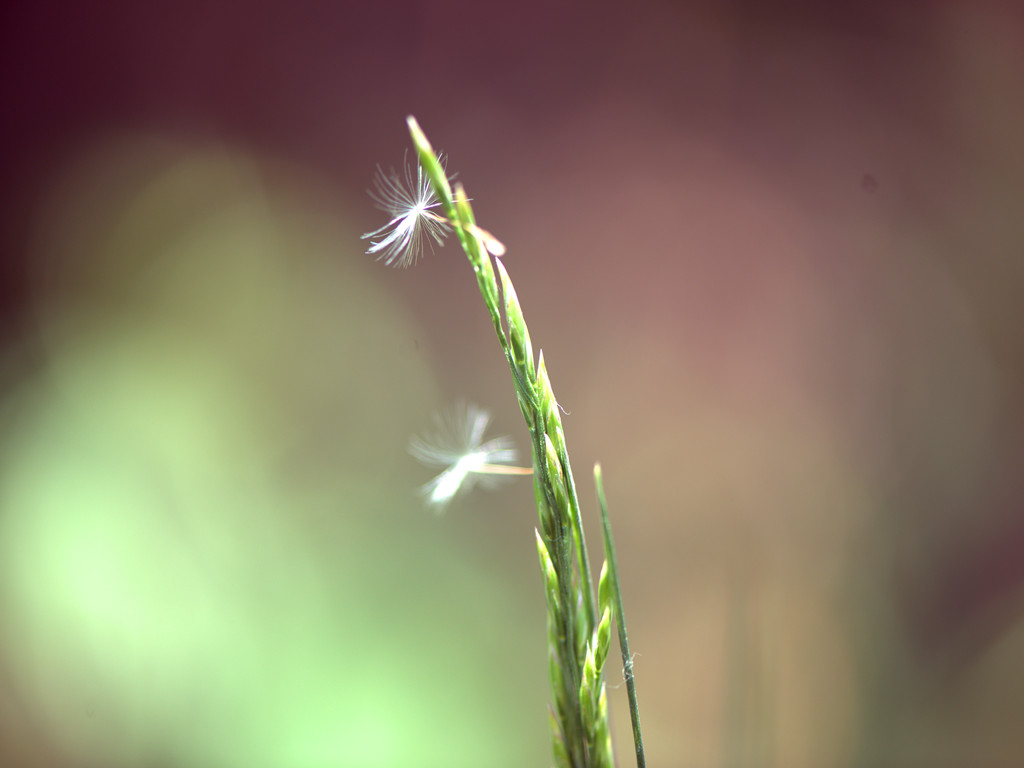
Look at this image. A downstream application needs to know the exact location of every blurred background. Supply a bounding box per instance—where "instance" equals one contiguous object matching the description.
[1,1,1024,766]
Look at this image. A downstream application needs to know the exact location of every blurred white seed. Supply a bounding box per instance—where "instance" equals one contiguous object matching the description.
[408,402,532,511]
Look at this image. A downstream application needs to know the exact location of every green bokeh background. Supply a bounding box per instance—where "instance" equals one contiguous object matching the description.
[0,145,548,767]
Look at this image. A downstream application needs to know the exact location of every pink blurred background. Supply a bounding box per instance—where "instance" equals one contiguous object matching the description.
[2,2,1024,766]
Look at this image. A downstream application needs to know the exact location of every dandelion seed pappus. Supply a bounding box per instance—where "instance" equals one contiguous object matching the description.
[408,402,532,511]
[361,151,451,268]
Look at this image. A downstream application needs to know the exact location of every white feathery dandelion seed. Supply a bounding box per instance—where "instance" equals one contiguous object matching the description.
[361,153,451,268]
[408,402,532,510]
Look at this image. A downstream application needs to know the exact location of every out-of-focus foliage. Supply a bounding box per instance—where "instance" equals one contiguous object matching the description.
[0,142,545,768]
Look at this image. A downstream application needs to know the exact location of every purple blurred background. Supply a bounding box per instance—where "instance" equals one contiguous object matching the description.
[2,2,1024,766]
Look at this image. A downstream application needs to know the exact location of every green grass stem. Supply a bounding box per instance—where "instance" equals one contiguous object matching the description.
[594,464,646,768]
[388,115,643,768]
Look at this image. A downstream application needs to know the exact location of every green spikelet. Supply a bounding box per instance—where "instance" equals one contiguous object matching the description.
[395,117,645,768]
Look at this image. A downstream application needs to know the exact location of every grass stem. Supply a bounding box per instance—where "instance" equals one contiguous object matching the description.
[594,464,646,768]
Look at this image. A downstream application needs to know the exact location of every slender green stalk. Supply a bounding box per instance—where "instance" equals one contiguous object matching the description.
[594,464,646,768]
[398,115,641,768]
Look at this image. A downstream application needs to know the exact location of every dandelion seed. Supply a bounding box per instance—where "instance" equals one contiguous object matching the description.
[361,152,451,268]
[408,402,532,511]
